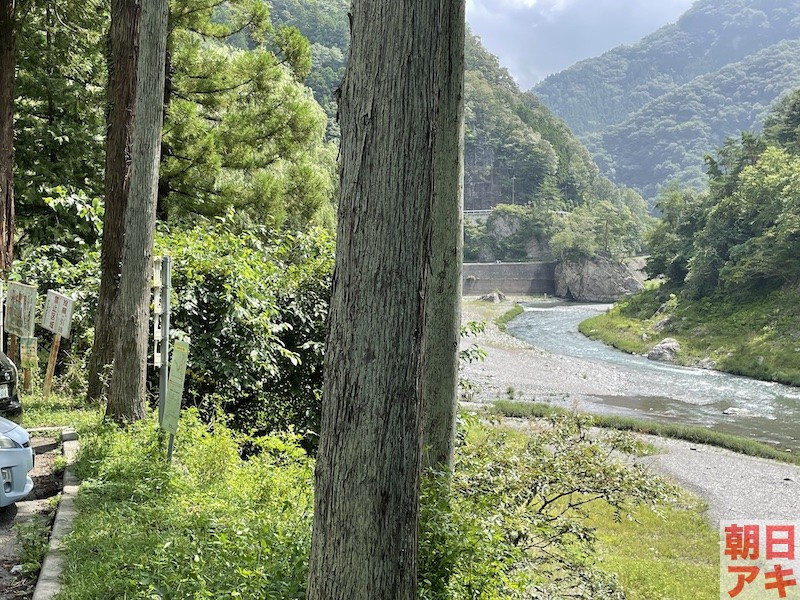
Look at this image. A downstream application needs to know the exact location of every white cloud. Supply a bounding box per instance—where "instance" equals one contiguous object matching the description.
[467,0,695,88]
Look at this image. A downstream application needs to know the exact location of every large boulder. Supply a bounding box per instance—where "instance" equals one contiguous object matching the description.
[554,256,643,302]
[647,338,681,362]
[479,291,506,303]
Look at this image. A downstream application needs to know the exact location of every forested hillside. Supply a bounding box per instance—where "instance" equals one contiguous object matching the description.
[532,0,800,200]
[464,32,602,211]
[582,89,800,385]
[269,0,645,237]
[587,40,800,198]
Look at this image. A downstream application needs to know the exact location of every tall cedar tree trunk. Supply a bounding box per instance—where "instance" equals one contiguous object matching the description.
[421,4,465,472]
[86,0,141,402]
[105,0,168,422]
[307,1,465,598]
[0,0,16,274]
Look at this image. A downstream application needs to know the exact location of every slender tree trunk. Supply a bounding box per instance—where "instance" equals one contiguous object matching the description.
[86,0,141,402]
[0,0,16,274]
[307,1,465,598]
[421,2,465,473]
[105,0,168,423]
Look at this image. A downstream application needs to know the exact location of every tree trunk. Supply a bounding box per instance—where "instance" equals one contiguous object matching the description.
[86,0,141,402]
[105,0,168,423]
[0,0,16,274]
[306,1,465,598]
[421,2,465,473]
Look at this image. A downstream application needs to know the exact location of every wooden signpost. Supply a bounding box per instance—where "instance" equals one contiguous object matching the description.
[5,283,38,386]
[41,290,75,400]
[20,338,37,392]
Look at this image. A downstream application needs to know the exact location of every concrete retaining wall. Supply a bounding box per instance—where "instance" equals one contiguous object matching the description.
[463,261,556,296]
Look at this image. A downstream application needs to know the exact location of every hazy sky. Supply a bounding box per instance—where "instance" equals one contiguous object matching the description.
[466,0,696,90]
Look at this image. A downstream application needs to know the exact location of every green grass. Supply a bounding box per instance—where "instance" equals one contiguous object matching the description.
[489,417,719,599]
[58,412,314,599]
[590,499,719,600]
[493,399,800,465]
[495,303,523,332]
[18,388,100,433]
[35,377,721,599]
[580,285,800,386]
[494,401,722,599]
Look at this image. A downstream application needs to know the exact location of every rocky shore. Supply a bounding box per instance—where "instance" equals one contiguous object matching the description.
[460,296,800,524]
[461,297,632,406]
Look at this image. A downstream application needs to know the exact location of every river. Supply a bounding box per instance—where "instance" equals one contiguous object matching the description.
[504,300,800,451]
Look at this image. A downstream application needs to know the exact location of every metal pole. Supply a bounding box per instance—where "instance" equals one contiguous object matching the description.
[512,175,516,205]
[158,257,172,425]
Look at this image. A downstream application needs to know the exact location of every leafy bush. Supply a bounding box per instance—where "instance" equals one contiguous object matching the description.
[419,413,672,599]
[156,220,334,449]
[12,219,334,447]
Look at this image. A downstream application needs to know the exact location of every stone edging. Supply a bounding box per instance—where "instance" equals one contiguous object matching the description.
[31,428,78,600]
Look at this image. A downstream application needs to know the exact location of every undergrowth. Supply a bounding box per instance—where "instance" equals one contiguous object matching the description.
[57,408,683,599]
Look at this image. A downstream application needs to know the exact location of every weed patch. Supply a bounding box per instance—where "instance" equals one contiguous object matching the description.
[493,400,800,465]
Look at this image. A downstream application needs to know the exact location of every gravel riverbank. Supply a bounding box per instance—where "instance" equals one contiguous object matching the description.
[461,297,800,525]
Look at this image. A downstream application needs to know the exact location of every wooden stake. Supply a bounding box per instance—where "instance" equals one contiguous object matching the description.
[8,334,17,363]
[23,368,32,393]
[43,334,61,400]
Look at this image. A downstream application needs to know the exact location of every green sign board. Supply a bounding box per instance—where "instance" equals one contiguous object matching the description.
[161,339,190,435]
[20,338,38,369]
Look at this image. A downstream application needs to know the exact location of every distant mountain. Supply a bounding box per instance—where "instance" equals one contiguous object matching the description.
[532,0,800,199]
[268,0,637,212]
[464,31,615,211]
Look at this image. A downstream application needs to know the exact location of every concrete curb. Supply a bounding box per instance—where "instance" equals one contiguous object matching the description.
[31,428,79,600]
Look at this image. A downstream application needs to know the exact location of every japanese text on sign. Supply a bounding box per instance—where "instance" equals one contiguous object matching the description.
[6,283,38,338]
[41,290,75,338]
[721,521,799,599]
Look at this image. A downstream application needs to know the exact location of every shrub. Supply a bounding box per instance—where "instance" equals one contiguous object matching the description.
[12,219,334,448]
[418,413,672,598]
[156,221,334,449]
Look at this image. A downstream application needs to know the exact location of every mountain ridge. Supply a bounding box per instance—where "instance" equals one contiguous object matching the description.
[531,0,800,198]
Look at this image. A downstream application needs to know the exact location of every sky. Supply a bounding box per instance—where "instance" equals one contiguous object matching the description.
[466,0,696,90]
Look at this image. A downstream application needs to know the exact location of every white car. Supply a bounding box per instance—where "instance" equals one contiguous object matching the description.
[0,416,34,507]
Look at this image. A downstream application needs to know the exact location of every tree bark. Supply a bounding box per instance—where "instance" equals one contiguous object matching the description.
[307,1,465,598]
[421,1,465,473]
[105,0,168,423]
[0,0,16,274]
[86,0,141,402]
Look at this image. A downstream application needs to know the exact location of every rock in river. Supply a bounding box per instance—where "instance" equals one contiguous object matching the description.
[647,338,681,362]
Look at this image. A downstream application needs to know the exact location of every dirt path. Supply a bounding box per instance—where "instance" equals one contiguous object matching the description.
[0,436,63,600]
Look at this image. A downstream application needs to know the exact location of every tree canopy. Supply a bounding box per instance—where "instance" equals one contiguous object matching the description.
[11,0,336,244]
[646,88,800,298]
